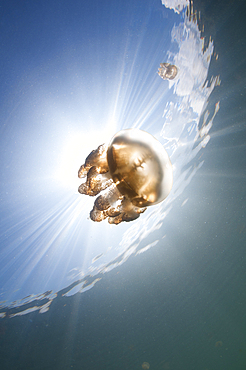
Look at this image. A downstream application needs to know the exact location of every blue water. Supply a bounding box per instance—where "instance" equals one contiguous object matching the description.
[0,0,246,369]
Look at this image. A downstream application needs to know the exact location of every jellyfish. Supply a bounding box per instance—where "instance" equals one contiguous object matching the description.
[142,362,150,370]
[78,129,173,224]
[158,62,178,80]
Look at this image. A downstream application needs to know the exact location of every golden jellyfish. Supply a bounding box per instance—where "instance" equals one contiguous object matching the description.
[142,362,150,370]
[78,129,173,224]
[158,62,178,80]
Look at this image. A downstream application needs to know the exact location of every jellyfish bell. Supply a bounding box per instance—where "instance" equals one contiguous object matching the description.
[142,362,150,370]
[107,129,173,207]
[78,129,173,224]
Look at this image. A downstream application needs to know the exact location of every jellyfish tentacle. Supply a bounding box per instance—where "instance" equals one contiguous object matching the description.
[107,207,121,218]
[78,167,113,197]
[87,167,113,195]
[78,144,108,178]
[78,164,87,179]
[108,197,147,224]
[90,205,108,222]
[95,185,122,211]
[95,195,111,211]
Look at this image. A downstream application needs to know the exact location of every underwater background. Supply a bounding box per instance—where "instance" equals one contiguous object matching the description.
[0,0,245,369]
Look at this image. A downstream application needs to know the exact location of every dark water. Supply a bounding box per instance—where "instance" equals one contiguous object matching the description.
[1,224,246,370]
[0,0,246,369]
